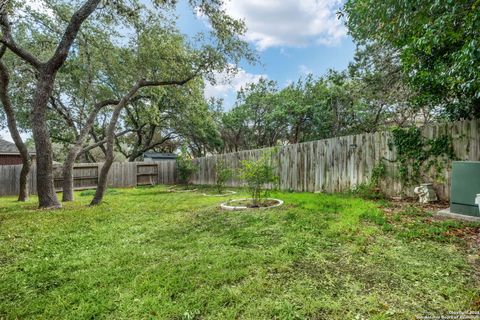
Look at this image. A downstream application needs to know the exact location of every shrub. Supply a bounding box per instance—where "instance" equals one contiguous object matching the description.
[177,146,198,188]
[214,160,233,194]
[351,183,386,200]
[351,162,387,200]
[238,149,278,206]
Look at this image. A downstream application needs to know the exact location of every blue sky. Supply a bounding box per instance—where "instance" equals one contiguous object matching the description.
[175,0,356,109]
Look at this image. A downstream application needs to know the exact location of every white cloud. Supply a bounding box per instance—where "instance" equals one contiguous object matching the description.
[0,129,12,142]
[223,0,346,50]
[204,67,267,100]
[299,64,313,75]
[0,129,30,143]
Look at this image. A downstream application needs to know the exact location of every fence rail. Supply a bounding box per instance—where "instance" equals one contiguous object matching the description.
[191,119,480,200]
[0,161,177,197]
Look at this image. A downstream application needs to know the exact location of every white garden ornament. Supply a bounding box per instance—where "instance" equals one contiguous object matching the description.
[413,183,438,203]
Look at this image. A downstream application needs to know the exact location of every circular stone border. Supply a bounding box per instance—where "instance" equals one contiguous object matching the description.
[167,186,198,193]
[220,198,284,211]
[202,190,237,197]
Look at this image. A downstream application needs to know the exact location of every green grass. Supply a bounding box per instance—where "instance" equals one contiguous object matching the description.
[0,186,479,319]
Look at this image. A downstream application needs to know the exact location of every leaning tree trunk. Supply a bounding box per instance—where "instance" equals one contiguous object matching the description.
[90,77,195,205]
[90,81,148,205]
[31,72,61,208]
[62,100,116,202]
[90,84,142,205]
[0,55,31,201]
[90,104,125,205]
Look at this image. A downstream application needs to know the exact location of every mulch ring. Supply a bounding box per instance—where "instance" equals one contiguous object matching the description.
[221,198,284,210]
[230,199,279,208]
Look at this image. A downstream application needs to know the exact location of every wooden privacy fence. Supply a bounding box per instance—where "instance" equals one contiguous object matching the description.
[1,120,479,199]
[0,161,177,196]
[191,119,480,200]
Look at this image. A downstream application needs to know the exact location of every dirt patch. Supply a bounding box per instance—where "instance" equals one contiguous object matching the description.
[444,226,480,242]
[380,197,449,217]
[379,198,480,250]
[221,198,284,210]
[230,199,279,208]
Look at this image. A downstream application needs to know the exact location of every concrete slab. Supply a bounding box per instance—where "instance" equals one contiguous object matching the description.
[437,207,480,222]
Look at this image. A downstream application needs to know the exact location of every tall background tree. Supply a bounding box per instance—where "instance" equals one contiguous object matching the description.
[342,0,480,119]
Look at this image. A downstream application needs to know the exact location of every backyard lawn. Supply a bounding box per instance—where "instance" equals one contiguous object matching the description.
[0,186,479,319]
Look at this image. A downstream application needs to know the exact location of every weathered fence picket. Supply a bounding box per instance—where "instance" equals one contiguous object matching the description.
[0,161,177,196]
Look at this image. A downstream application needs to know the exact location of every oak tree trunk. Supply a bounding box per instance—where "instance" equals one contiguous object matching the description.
[90,105,124,205]
[61,147,78,202]
[0,56,31,201]
[17,159,31,201]
[90,78,194,205]
[62,100,116,202]
[90,81,144,205]
[32,71,61,209]
[1,0,101,208]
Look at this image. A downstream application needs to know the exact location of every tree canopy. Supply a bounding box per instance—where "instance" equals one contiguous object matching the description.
[342,0,480,119]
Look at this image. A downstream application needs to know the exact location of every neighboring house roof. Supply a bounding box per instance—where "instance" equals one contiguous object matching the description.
[0,139,35,155]
[143,152,177,159]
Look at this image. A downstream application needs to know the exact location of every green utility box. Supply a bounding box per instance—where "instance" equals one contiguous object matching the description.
[450,161,480,217]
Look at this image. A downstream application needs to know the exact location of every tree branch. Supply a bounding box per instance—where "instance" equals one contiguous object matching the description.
[139,75,197,88]
[0,13,42,68]
[80,129,133,154]
[46,0,101,72]
[49,96,78,135]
